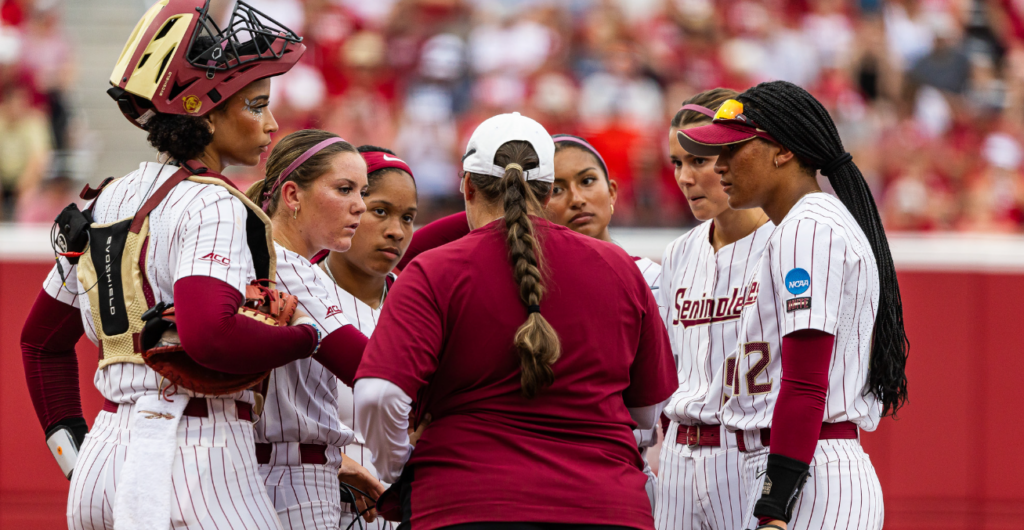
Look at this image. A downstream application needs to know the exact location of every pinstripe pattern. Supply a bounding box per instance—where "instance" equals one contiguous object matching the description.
[654,420,754,530]
[326,270,396,530]
[45,162,275,528]
[42,162,258,404]
[655,220,772,530]
[740,441,883,530]
[256,246,360,530]
[67,400,284,529]
[721,193,882,433]
[720,193,884,528]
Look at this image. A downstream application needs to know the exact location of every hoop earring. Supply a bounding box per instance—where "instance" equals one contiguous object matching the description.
[293,206,299,219]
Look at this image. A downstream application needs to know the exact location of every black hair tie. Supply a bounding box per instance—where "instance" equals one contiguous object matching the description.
[527,304,541,314]
[820,152,852,177]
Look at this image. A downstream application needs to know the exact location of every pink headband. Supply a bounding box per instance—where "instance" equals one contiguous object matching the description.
[552,135,608,176]
[262,137,346,211]
[679,104,715,118]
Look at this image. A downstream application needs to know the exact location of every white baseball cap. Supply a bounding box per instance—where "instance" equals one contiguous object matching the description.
[462,112,555,183]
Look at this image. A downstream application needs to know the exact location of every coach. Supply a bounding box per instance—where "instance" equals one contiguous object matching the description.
[352,112,676,530]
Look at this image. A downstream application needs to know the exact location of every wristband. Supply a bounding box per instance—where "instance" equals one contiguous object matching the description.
[294,317,321,356]
[753,453,811,523]
[45,417,88,480]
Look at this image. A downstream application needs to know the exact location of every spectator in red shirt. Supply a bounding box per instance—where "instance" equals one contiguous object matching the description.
[354,112,676,530]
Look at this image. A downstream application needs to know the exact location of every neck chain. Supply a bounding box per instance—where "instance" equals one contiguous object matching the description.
[319,259,387,308]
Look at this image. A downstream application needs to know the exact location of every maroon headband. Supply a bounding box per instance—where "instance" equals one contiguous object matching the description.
[360,150,414,180]
[680,104,715,118]
[262,137,345,211]
[552,135,608,176]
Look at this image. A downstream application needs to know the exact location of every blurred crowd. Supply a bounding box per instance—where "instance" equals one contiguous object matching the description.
[5,0,1024,232]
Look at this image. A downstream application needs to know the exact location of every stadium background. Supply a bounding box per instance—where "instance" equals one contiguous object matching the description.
[1,0,1022,528]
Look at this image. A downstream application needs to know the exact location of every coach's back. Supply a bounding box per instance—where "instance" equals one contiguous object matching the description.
[357,217,675,530]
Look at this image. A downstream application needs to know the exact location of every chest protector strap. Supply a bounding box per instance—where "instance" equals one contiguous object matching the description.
[77,163,276,369]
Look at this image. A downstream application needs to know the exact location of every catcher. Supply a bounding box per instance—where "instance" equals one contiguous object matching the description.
[18,2,356,528]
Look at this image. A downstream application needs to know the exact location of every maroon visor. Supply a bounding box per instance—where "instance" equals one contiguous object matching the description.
[676,99,778,157]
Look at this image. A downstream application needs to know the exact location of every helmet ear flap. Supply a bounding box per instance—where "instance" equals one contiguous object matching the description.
[107,87,156,127]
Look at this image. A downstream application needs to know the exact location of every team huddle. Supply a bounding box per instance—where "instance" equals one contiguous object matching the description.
[19,2,910,530]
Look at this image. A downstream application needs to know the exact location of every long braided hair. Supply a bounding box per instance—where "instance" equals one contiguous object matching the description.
[739,80,909,417]
[468,141,561,398]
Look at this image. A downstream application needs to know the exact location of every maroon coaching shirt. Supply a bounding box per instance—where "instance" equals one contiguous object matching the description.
[356,217,676,530]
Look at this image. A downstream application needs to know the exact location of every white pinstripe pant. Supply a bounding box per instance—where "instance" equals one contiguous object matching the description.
[259,442,363,530]
[740,440,884,530]
[67,399,284,530]
[654,422,752,530]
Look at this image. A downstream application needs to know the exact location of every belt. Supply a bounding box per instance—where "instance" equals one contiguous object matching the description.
[735,421,858,452]
[676,423,721,447]
[254,443,328,465]
[103,398,253,422]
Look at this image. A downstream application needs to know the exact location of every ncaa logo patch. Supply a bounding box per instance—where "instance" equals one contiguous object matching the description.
[785,268,810,295]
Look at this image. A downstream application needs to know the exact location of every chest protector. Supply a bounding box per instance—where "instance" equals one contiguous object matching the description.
[76,164,277,371]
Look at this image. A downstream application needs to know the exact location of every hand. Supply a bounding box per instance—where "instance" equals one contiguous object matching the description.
[289,307,310,326]
[338,454,386,522]
[408,414,432,447]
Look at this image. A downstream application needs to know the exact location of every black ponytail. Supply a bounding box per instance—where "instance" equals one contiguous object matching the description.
[740,80,909,417]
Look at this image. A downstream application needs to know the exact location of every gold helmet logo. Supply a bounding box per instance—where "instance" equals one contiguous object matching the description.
[182,95,202,114]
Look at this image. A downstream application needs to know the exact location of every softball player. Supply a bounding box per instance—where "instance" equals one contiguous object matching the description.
[655,89,772,530]
[545,133,664,507]
[677,80,909,530]
[320,145,417,530]
[243,129,385,529]
[353,113,676,530]
[20,2,318,528]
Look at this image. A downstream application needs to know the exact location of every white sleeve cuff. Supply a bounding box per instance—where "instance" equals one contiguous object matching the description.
[353,378,414,483]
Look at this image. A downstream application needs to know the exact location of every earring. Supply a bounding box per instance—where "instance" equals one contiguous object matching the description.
[293,206,298,219]
[774,158,779,168]
[610,204,615,215]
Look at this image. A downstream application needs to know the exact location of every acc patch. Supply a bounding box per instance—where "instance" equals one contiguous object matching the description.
[787,297,811,312]
[182,95,202,114]
[785,268,810,295]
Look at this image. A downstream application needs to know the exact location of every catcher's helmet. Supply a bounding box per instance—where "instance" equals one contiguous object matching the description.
[108,0,306,128]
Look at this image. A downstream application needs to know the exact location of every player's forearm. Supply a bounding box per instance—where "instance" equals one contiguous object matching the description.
[353,377,414,483]
[753,329,834,526]
[313,325,369,387]
[174,276,318,373]
[770,329,835,463]
[21,289,85,430]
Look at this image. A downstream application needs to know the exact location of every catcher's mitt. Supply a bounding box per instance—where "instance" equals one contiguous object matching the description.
[140,281,299,395]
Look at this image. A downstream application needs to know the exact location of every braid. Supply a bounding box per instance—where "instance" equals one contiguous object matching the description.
[469,141,561,398]
[740,80,909,417]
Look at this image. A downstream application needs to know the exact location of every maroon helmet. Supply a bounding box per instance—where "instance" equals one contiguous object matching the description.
[108,0,306,128]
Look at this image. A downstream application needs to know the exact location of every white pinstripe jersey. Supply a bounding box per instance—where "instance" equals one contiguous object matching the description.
[253,245,357,448]
[327,272,395,438]
[660,220,774,427]
[720,193,882,433]
[633,257,663,450]
[42,162,259,405]
[324,271,397,502]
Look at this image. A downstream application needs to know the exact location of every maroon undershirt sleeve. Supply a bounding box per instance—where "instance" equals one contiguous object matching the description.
[174,276,317,373]
[21,290,85,431]
[313,325,369,388]
[770,329,836,464]
[397,211,470,270]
